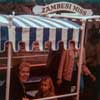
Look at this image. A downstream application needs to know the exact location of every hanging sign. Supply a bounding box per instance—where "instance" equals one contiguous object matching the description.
[33,2,93,16]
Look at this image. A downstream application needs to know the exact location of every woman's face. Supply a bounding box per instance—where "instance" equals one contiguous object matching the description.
[40,81,50,93]
[19,66,30,83]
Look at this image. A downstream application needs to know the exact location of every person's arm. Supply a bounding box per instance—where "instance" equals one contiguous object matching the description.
[82,65,96,82]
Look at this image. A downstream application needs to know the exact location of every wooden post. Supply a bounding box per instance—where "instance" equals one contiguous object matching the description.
[5,13,14,100]
[76,20,86,100]
[5,43,12,100]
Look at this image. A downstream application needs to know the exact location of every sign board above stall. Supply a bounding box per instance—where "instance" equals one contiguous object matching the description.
[33,2,93,16]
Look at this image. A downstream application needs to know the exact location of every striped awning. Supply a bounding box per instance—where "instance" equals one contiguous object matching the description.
[0,15,81,52]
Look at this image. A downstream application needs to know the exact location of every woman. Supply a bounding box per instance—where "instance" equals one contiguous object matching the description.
[9,62,32,100]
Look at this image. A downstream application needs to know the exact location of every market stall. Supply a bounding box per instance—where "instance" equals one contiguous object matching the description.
[0,2,100,100]
[0,14,81,100]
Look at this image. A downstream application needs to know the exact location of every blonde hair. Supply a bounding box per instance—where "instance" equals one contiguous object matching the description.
[19,62,30,71]
[40,76,55,93]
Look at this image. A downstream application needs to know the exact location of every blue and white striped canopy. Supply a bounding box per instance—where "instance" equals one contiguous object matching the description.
[0,15,81,52]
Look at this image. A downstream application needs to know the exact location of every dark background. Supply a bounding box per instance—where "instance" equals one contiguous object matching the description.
[0,0,100,3]
[0,1,100,14]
